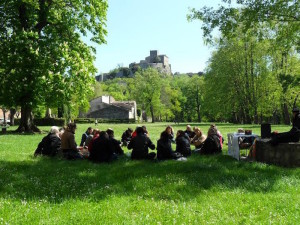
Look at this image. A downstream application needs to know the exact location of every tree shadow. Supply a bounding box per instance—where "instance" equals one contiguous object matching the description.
[0,155,294,203]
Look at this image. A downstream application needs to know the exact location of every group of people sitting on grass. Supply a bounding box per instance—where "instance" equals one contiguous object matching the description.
[34,122,224,162]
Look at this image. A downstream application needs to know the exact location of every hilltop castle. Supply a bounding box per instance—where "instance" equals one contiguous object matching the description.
[129,50,172,75]
[96,50,172,81]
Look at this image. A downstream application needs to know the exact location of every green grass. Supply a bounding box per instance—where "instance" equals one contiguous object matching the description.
[0,123,299,224]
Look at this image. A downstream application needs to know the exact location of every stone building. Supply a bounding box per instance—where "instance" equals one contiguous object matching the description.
[129,50,172,75]
[85,96,137,121]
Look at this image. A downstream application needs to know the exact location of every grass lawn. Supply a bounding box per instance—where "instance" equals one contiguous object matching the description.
[0,123,299,224]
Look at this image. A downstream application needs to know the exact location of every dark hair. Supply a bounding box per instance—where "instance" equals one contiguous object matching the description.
[136,126,144,134]
[87,127,93,132]
[99,131,108,139]
[127,128,133,132]
[160,131,169,140]
[106,128,114,137]
[177,130,185,136]
[67,122,77,130]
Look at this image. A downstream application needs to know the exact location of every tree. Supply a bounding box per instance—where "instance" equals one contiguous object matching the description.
[188,0,300,45]
[0,0,108,132]
[133,68,164,123]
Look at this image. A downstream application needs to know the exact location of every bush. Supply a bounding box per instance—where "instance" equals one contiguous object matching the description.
[13,118,65,126]
[74,118,136,124]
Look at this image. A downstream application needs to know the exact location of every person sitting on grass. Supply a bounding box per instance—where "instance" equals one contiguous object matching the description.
[61,123,83,160]
[184,125,195,140]
[87,129,100,153]
[127,126,156,160]
[80,127,93,147]
[197,126,222,155]
[191,127,207,150]
[121,128,133,147]
[89,131,117,163]
[34,126,61,157]
[210,124,224,150]
[132,125,149,138]
[175,130,191,157]
[165,125,175,143]
[107,128,124,156]
[157,131,182,160]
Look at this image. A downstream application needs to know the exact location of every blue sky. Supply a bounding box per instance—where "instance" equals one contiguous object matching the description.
[84,0,225,74]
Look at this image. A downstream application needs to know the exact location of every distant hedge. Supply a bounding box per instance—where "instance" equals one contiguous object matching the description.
[14,118,65,127]
[74,118,136,124]
[13,118,135,126]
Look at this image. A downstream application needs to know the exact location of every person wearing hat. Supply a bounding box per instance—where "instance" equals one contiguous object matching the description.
[270,107,300,145]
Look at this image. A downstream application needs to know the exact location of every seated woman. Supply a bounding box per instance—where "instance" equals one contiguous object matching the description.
[89,131,117,163]
[34,126,61,157]
[121,128,133,146]
[61,123,83,160]
[198,126,222,155]
[87,129,100,153]
[157,131,180,160]
[127,127,156,160]
[107,128,124,156]
[165,125,175,143]
[175,130,191,157]
[191,127,207,150]
[210,124,224,150]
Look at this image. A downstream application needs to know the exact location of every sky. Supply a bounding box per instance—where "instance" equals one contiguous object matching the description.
[84,0,225,74]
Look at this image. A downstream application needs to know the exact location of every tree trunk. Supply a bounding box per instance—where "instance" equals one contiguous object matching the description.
[9,108,16,126]
[282,103,290,125]
[196,86,201,122]
[2,108,7,124]
[45,108,52,118]
[16,105,40,132]
[150,104,155,123]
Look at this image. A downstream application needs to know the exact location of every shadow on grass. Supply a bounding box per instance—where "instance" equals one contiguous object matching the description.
[0,155,295,203]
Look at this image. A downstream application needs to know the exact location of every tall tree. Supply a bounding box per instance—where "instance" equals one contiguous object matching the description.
[133,68,164,123]
[0,0,108,132]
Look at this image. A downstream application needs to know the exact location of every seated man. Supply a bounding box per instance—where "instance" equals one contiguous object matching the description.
[34,126,61,157]
[270,107,300,145]
[184,125,195,139]
[127,127,156,160]
[80,127,93,147]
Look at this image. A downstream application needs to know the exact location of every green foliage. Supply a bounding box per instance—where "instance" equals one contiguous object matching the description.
[0,123,300,224]
[0,0,108,131]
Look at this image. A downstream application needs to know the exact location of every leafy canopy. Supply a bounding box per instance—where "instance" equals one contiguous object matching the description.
[0,0,108,119]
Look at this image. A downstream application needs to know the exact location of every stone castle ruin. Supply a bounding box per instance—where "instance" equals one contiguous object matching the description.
[129,50,172,75]
[95,50,172,81]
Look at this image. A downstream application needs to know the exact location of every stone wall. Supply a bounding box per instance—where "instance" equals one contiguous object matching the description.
[87,106,129,120]
[256,139,300,167]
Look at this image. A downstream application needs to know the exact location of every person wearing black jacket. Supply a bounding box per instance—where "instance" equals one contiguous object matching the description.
[121,128,133,146]
[157,131,176,160]
[89,131,117,163]
[270,107,300,145]
[34,126,61,157]
[198,127,222,155]
[107,128,124,155]
[128,127,156,160]
[175,130,191,157]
